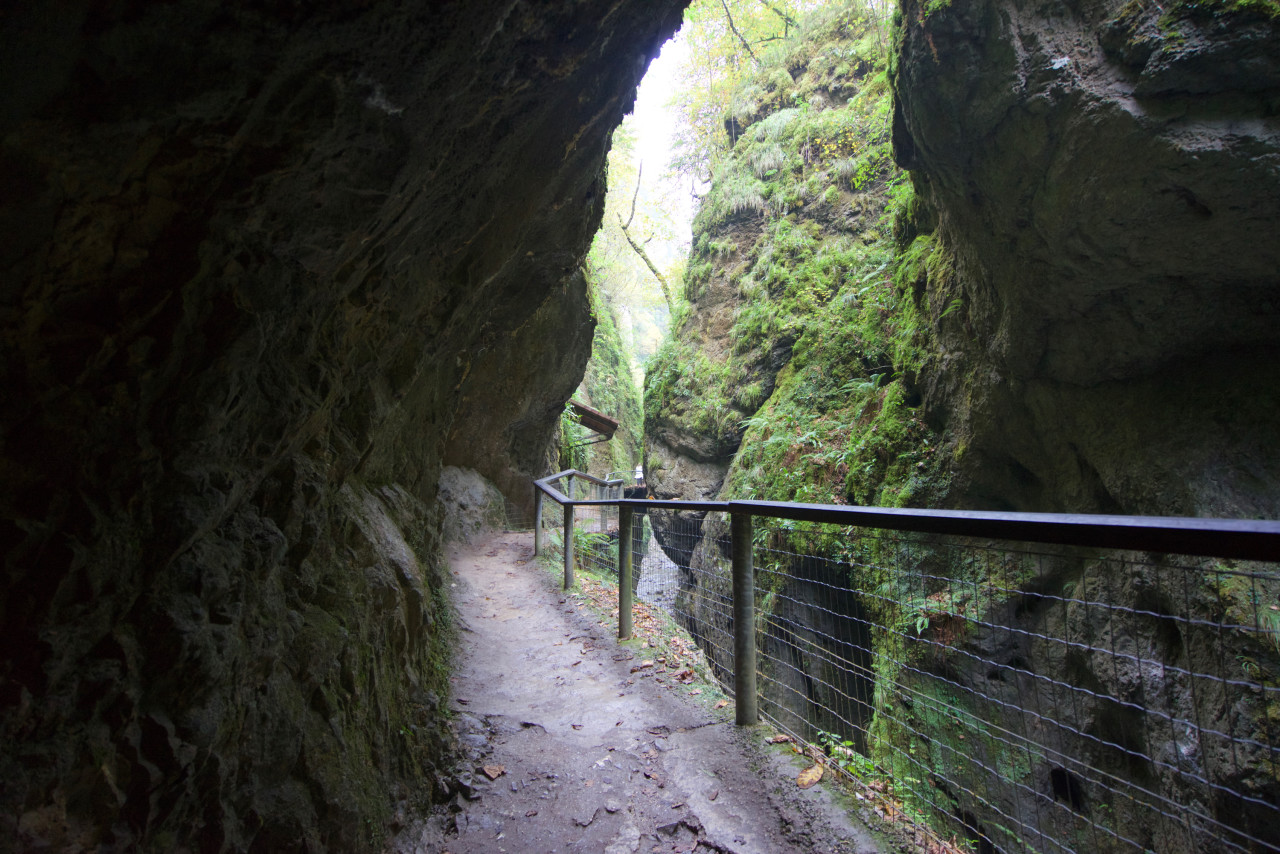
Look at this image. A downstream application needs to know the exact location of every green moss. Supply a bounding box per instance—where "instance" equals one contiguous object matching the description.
[1166,0,1280,19]
[566,277,644,476]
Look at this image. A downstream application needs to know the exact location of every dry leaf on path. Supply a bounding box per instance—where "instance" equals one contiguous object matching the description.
[766,734,793,744]
[797,765,824,789]
[715,700,730,709]
[482,765,506,781]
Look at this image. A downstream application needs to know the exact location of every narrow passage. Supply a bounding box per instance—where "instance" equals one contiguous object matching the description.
[396,531,884,854]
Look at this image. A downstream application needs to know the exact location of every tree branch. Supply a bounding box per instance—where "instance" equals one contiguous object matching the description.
[720,0,758,64]
[758,0,797,33]
[618,215,673,312]
[623,162,643,230]
[616,162,673,312]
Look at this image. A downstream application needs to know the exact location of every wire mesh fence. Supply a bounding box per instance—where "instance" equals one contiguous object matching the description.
[532,475,1280,854]
[751,521,1280,854]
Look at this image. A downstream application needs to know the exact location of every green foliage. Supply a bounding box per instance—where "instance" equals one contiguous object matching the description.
[670,0,817,183]
[588,117,678,355]
[573,527,616,571]
[816,730,878,777]
[656,1,929,508]
[650,4,1023,848]
[567,278,644,476]
[644,336,741,446]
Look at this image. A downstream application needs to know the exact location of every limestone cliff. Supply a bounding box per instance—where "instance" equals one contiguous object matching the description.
[0,1,685,850]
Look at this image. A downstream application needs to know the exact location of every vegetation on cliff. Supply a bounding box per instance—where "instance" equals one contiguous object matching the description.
[560,278,645,477]
[645,0,951,510]
[639,3,1280,853]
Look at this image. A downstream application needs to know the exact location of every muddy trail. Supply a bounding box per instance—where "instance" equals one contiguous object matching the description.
[391,530,885,854]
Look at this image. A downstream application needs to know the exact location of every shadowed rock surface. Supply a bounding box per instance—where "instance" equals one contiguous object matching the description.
[0,1,685,850]
[892,0,1280,517]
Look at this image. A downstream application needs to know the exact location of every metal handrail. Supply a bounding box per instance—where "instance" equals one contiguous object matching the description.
[532,469,1280,728]
[535,471,1280,562]
[530,468,1280,850]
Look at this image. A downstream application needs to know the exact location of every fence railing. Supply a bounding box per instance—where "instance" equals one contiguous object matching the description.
[531,470,1280,854]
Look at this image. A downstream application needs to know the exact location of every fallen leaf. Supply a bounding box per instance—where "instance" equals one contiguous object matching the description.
[571,724,583,730]
[715,700,730,710]
[674,669,696,684]
[708,789,719,801]
[525,810,538,817]
[797,764,824,789]
[689,689,701,695]
[482,765,506,781]
[767,734,793,744]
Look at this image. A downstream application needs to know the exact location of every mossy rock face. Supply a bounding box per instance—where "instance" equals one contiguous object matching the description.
[646,0,1279,850]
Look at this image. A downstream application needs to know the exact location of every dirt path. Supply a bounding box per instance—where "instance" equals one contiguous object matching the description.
[393,531,886,854]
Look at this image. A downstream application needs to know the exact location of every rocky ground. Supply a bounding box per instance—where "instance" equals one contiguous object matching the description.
[390,531,886,854]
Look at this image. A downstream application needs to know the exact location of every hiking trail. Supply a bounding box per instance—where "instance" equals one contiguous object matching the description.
[391,530,885,853]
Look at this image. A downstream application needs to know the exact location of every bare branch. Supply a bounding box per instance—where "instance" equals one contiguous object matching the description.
[618,216,673,312]
[720,0,758,64]
[758,0,798,32]
[623,162,643,230]
[615,162,673,311]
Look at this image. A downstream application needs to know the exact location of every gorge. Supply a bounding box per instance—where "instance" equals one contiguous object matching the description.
[2,0,1278,851]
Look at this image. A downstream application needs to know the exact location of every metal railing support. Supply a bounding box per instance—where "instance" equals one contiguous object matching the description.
[563,503,575,590]
[533,489,544,556]
[731,511,757,726]
[618,506,633,639]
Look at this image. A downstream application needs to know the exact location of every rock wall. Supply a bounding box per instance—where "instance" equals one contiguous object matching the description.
[0,1,686,850]
[892,0,1280,517]
[645,1,1280,850]
[884,3,1280,846]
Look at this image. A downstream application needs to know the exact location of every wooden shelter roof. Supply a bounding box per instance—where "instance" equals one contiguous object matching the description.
[567,399,618,439]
